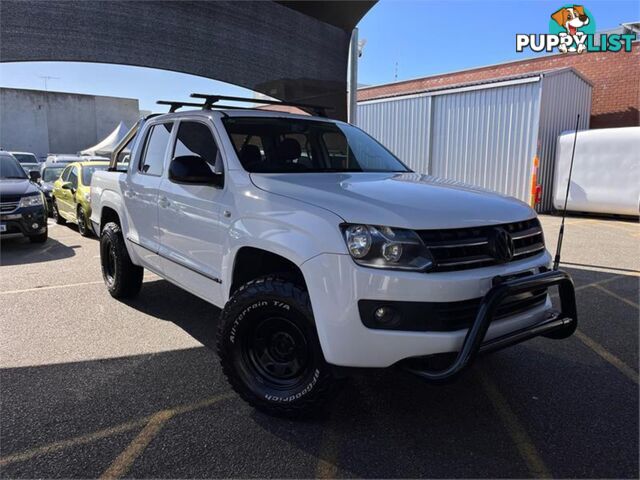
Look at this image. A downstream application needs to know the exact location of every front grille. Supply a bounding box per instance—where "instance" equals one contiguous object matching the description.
[432,289,548,331]
[0,201,19,213]
[418,218,545,272]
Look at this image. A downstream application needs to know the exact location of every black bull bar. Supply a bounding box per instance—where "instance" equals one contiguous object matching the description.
[406,270,577,382]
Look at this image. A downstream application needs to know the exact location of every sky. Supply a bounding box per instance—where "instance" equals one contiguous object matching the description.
[1,0,638,112]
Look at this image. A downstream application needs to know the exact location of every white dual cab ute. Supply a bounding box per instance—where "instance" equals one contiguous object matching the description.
[91,94,577,417]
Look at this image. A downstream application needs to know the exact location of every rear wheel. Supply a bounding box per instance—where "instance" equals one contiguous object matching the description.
[52,199,65,225]
[100,222,143,299]
[77,206,91,237]
[217,276,335,417]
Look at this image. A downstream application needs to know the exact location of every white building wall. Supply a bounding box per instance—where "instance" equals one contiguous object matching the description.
[0,88,140,158]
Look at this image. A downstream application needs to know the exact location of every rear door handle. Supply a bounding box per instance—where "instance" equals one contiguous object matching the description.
[158,196,169,208]
[124,190,137,198]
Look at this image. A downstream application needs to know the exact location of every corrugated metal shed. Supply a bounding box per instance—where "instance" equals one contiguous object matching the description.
[357,68,592,211]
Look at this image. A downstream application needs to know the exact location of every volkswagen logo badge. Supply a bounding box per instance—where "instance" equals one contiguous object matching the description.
[488,227,515,263]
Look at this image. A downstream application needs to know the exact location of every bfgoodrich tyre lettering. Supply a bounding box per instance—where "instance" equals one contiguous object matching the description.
[217,276,335,417]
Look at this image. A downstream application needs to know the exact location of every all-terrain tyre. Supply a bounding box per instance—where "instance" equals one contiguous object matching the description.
[100,222,143,299]
[217,276,335,417]
[77,206,91,237]
[52,199,66,225]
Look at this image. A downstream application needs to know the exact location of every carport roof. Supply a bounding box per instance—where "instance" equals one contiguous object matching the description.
[0,0,376,121]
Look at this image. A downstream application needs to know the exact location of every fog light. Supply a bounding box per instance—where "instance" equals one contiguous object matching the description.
[374,306,397,326]
[32,223,39,229]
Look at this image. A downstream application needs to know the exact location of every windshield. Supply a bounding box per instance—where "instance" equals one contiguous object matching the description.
[13,153,38,164]
[42,166,65,182]
[81,165,108,185]
[0,156,28,179]
[222,117,410,173]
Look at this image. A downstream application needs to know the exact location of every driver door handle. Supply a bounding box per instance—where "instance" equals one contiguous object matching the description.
[158,196,170,208]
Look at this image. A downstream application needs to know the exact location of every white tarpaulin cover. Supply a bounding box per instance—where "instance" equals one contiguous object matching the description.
[80,122,128,156]
[553,127,640,216]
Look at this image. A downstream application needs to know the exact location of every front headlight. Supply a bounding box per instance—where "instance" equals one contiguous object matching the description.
[18,193,44,208]
[342,224,433,271]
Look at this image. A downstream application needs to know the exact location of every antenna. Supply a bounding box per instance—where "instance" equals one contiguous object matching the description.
[553,114,580,270]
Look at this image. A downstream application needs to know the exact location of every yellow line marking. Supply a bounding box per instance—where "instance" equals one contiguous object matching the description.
[100,410,174,479]
[550,275,620,299]
[560,263,640,277]
[315,420,340,479]
[0,393,234,469]
[0,281,103,295]
[592,284,639,309]
[100,392,234,479]
[477,371,551,479]
[575,330,639,385]
[0,418,148,467]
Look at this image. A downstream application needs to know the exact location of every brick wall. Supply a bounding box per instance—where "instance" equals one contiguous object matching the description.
[358,43,639,129]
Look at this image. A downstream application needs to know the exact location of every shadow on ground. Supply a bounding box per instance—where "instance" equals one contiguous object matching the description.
[0,236,78,266]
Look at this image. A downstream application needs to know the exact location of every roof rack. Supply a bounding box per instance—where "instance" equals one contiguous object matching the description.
[190,93,329,117]
[156,100,251,113]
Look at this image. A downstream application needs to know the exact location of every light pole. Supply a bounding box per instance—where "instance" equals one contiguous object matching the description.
[347,28,366,124]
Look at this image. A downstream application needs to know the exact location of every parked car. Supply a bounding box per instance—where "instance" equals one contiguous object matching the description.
[79,155,110,162]
[39,162,67,214]
[52,161,109,236]
[0,152,48,243]
[9,151,40,174]
[45,154,81,164]
[91,105,577,417]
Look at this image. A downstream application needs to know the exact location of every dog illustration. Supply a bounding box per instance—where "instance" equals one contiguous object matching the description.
[551,5,590,53]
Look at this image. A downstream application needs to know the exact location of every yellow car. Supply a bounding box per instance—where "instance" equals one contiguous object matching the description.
[52,161,109,236]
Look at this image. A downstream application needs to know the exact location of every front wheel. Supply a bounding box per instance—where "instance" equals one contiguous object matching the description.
[100,222,143,299]
[217,276,336,417]
[77,206,91,237]
[52,199,65,225]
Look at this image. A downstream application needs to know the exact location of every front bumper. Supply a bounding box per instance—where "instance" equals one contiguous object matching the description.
[404,269,576,382]
[301,251,575,369]
[0,206,47,238]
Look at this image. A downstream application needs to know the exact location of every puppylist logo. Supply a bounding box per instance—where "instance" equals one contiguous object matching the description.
[516,5,636,54]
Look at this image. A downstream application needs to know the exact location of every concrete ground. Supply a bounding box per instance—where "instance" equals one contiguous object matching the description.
[0,214,638,478]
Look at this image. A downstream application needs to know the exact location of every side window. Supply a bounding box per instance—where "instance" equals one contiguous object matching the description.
[173,121,222,174]
[139,123,173,176]
[61,165,72,181]
[68,166,79,189]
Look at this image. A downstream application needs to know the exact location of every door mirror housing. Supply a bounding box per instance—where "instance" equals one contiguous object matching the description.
[61,181,74,191]
[29,170,41,182]
[169,155,223,186]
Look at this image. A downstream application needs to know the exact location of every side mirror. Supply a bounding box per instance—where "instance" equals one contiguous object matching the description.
[169,155,223,186]
[29,170,41,182]
[61,181,73,191]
